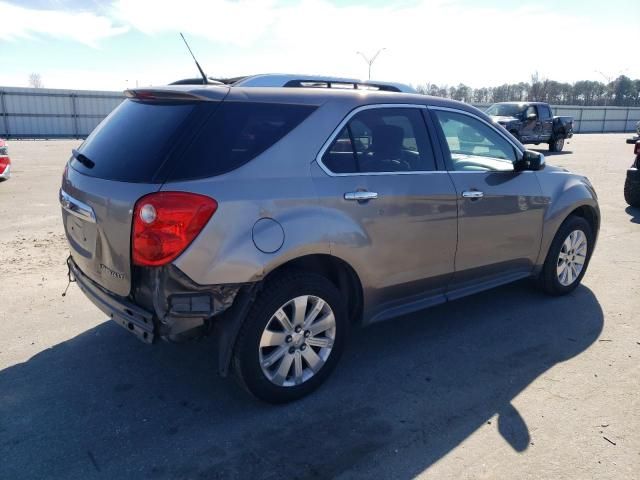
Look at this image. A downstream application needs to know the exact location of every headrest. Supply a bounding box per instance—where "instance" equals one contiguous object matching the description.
[372,124,404,154]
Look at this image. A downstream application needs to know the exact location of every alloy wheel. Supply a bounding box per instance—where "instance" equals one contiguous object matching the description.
[556,229,587,286]
[258,295,336,387]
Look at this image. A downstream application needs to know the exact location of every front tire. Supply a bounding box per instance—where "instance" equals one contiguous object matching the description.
[232,270,347,403]
[624,171,640,207]
[539,215,593,295]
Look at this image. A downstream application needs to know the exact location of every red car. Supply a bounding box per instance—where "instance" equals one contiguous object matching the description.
[0,139,10,181]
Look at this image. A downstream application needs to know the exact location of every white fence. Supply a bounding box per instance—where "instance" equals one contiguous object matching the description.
[1,86,639,139]
[0,86,123,139]
[551,106,640,133]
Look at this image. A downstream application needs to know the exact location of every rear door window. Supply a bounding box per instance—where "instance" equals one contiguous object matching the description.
[539,105,552,119]
[321,108,436,174]
[71,99,199,183]
[170,102,317,181]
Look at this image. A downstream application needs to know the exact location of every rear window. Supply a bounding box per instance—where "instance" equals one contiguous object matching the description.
[71,99,199,183]
[169,102,316,181]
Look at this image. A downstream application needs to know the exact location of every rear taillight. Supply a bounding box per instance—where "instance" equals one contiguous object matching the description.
[132,192,217,267]
[635,142,640,155]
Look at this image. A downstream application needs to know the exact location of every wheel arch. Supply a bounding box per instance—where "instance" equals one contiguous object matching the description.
[263,253,364,325]
[535,194,600,275]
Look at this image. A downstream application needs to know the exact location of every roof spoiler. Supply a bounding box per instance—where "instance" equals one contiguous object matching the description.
[124,87,228,102]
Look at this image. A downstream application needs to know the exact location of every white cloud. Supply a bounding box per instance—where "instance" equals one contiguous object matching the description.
[112,0,639,86]
[0,1,128,46]
[112,0,279,47]
[1,0,637,88]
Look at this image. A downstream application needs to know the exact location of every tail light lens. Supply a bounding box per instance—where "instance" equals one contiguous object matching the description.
[132,192,217,267]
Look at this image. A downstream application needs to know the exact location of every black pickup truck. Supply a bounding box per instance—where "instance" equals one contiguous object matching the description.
[486,102,573,152]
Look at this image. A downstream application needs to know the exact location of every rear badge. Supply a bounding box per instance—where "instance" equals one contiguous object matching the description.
[99,263,125,280]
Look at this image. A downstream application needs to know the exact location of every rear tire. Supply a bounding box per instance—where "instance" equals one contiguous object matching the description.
[232,270,347,403]
[549,137,564,152]
[539,215,593,296]
[624,171,640,207]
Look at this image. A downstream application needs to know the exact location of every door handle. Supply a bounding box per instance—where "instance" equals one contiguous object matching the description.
[59,189,97,223]
[344,191,378,202]
[462,190,484,199]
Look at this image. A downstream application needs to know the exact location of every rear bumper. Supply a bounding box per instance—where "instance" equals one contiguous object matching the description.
[68,257,156,344]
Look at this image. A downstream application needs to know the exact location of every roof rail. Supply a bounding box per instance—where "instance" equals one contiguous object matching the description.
[167,73,416,93]
[282,79,401,92]
[232,74,416,93]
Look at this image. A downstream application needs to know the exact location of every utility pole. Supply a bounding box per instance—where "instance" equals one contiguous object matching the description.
[356,48,386,80]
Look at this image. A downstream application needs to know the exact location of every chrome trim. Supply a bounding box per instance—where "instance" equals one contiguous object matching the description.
[59,189,96,223]
[462,190,484,199]
[315,103,442,178]
[427,105,524,154]
[344,191,378,201]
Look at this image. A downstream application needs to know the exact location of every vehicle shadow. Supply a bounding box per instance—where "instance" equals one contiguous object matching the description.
[625,206,640,224]
[0,282,603,479]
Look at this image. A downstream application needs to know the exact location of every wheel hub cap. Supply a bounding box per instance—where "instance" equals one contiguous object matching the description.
[259,295,336,387]
[556,229,587,286]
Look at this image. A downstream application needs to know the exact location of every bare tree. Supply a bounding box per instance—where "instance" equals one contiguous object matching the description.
[28,73,43,88]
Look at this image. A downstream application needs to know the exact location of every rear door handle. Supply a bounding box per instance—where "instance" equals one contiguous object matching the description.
[344,191,378,202]
[462,190,484,199]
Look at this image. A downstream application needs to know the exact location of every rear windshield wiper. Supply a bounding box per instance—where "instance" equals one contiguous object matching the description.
[72,149,95,169]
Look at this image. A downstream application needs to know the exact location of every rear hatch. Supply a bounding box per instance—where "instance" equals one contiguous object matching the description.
[61,87,228,296]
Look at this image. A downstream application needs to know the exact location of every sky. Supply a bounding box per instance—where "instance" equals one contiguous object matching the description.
[0,0,638,92]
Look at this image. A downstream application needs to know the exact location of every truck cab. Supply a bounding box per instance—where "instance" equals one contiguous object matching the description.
[487,102,573,152]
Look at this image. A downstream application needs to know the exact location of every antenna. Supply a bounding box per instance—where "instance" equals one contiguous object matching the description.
[180,32,208,84]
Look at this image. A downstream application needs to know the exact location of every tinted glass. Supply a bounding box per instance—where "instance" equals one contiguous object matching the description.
[434,110,516,172]
[172,102,316,181]
[485,104,525,118]
[71,99,197,182]
[539,105,551,119]
[321,127,358,174]
[322,108,436,174]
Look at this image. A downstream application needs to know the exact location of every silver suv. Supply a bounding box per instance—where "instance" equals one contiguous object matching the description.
[60,77,599,403]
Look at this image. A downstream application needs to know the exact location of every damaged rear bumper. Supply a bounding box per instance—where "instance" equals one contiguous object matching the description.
[69,257,156,343]
[68,257,243,343]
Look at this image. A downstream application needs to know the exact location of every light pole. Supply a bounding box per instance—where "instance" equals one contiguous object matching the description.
[356,48,386,80]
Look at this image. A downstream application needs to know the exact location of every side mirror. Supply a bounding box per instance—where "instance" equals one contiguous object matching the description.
[526,113,537,121]
[514,150,545,171]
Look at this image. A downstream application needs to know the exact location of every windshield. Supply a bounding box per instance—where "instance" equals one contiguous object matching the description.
[486,104,525,118]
